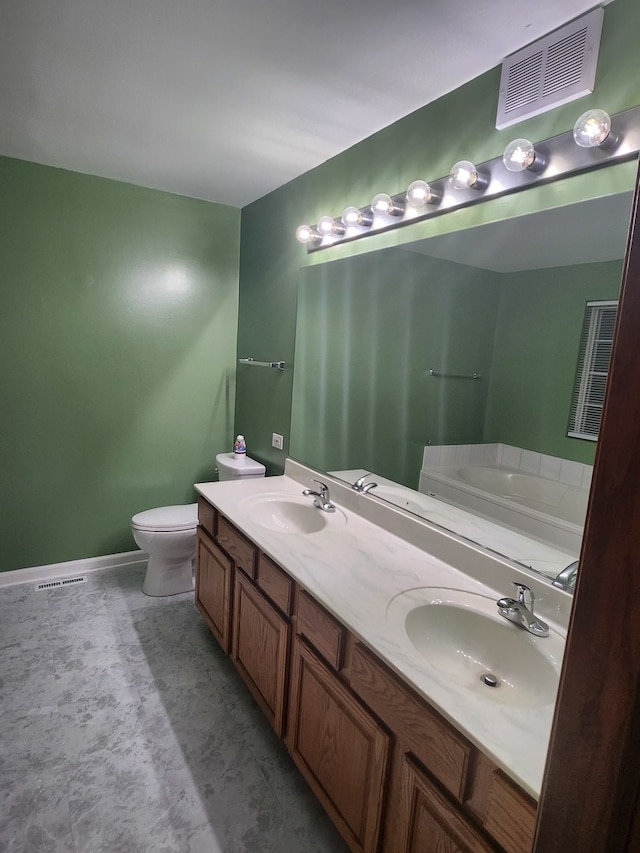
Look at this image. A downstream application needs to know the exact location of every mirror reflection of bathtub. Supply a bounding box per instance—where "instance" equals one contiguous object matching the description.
[333,442,588,582]
[419,443,588,553]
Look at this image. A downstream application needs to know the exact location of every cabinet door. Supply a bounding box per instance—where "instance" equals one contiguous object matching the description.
[287,638,389,853]
[396,757,495,853]
[465,752,535,853]
[195,529,233,653]
[231,570,290,736]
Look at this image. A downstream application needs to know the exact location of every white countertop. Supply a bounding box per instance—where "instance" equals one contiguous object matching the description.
[332,468,579,581]
[195,459,569,799]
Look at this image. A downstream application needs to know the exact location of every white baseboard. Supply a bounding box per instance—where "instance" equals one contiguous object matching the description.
[0,550,148,589]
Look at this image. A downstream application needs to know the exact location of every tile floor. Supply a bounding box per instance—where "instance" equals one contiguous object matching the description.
[0,565,348,852]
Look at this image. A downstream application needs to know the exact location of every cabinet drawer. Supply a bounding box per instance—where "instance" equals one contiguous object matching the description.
[258,552,294,615]
[217,515,256,577]
[296,589,346,670]
[350,643,470,800]
[197,496,216,538]
[483,770,536,853]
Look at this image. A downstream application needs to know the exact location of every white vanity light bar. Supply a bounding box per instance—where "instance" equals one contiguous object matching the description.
[301,105,640,253]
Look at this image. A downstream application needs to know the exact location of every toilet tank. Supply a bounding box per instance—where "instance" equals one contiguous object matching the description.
[216,452,266,482]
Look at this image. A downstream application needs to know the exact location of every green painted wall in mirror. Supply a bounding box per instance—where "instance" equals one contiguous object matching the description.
[484,260,622,456]
[291,251,622,491]
[291,250,500,488]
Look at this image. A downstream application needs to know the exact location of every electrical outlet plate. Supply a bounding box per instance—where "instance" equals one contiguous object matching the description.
[272,433,284,450]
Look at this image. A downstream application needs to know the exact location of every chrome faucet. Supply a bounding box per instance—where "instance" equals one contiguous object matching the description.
[302,479,335,512]
[552,560,579,592]
[352,474,378,494]
[497,582,549,637]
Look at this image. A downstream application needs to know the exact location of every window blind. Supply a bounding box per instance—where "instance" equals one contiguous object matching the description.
[568,300,618,441]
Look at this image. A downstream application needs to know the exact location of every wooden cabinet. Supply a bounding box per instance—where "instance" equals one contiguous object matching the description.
[465,752,536,853]
[396,756,495,853]
[350,644,470,800]
[231,569,290,736]
[296,588,346,670]
[217,515,256,577]
[197,495,216,538]
[195,529,233,653]
[287,637,390,853]
[257,551,294,615]
[195,500,537,853]
[351,642,535,853]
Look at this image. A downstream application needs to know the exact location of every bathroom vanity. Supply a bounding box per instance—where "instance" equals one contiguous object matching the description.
[195,460,569,853]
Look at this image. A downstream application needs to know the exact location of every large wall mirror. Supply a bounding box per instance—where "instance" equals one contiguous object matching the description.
[290,184,634,587]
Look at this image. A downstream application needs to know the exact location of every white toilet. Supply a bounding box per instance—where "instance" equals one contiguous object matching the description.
[132,503,199,597]
[216,452,266,481]
[131,453,265,596]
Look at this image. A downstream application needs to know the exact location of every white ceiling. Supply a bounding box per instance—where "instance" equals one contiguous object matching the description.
[402,192,633,272]
[0,0,605,207]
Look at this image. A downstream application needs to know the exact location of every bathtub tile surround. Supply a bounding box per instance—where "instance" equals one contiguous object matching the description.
[0,568,346,852]
[539,454,563,482]
[419,443,589,557]
[422,443,593,490]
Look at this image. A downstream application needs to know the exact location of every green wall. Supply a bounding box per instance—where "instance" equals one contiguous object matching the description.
[237,0,640,475]
[0,157,240,572]
[291,249,499,488]
[485,260,623,463]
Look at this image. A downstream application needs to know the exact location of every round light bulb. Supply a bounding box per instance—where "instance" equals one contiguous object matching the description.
[295,224,319,244]
[316,215,345,236]
[573,109,612,148]
[317,215,335,235]
[449,160,480,190]
[341,206,372,228]
[371,192,394,214]
[502,138,536,172]
[371,192,404,216]
[406,180,435,207]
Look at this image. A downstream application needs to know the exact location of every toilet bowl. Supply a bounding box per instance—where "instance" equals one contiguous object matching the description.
[131,503,198,597]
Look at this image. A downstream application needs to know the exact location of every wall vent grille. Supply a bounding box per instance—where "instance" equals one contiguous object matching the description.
[35,575,88,591]
[496,7,604,129]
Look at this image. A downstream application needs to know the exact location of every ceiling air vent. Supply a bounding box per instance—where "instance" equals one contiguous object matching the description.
[496,7,604,129]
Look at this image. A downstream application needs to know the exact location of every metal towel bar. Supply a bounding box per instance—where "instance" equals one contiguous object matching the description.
[429,369,481,380]
[239,358,285,370]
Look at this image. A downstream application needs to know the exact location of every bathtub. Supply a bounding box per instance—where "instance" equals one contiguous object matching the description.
[419,464,588,552]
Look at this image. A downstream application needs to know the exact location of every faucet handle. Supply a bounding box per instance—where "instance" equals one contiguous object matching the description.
[352,474,378,493]
[497,596,519,611]
[512,582,534,610]
[311,478,329,498]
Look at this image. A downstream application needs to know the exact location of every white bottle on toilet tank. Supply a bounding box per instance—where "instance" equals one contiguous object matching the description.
[216,436,265,481]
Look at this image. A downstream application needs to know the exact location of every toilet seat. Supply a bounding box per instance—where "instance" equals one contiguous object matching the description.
[131,503,198,533]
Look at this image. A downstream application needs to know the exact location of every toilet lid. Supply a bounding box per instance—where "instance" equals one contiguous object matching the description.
[131,503,198,532]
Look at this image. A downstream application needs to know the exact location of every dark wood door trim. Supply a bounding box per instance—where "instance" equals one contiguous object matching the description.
[534,156,640,851]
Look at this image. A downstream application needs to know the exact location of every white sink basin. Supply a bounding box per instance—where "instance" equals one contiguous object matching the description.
[239,493,347,534]
[387,587,564,708]
[374,484,433,517]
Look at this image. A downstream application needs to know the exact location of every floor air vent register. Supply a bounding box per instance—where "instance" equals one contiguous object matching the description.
[34,576,88,591]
